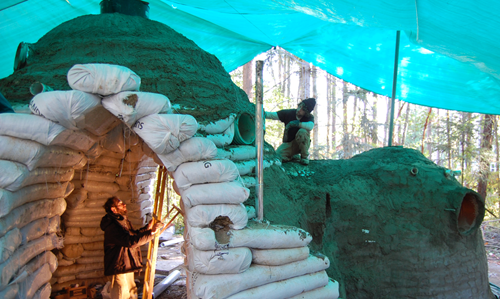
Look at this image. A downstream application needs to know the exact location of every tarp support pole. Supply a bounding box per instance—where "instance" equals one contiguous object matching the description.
[388,30,400,147]
[255,60,264,221]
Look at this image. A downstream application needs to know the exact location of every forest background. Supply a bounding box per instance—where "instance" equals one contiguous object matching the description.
[230,47,500,220]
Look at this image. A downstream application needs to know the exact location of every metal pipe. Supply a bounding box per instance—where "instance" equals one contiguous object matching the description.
[255,60,264,221]
[388,30,401,147]
[152,270,181,299]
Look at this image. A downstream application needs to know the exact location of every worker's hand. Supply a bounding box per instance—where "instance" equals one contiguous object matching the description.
[146,220,154,230]
[286,120,300,129]
[151,222,163,235]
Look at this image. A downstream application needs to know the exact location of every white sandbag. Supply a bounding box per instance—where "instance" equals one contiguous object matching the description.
[81,227,104,237]
[120,166,157,176]
[206,122,235,147]
[53,262,104,277]
[47,215,61,234]
[115,173,154,187]
[251,247,310,266]
[0,284,17,299]
[87,191,113,201]
[188,222,312,251]
[21,251,58,275]
[63,213,105,223]
[234,160,256,176]
[61,244,84,259]
[102,91,171,127]
[65,189,88,209]
[63,234,104,245]
[226,271,329,299]
[246,205,256,220]
[185,203,248,229]
[0,162,74,192]
[157,137,217,172]
[30,90,101,130]
[20,217,49,245]
[82,241,103,251]
[91,155,122,168]
[0,136,87,171]
[181,181,249,208]
[74,169,117,183]
[76,256,103,264]
[77,270,104,279]
[64,207,104,216]
[72,180,120,194]
[32,282,52,299]
[49,129,98,152]
[128,207,153,218]
[0,182,72,218]
[216,145,257,161]
[188,255,330,299]
[133,114,198,155]
[18,263,52,299]
[68,63,141,96]
[124,142,147,163]
[0,228,21,264]
[0,113,64,144]
[288,280,340,299]
[81,250,104,257]
[126,199,153,212]
[101,123,127,154]
[185,243,251,275]
[0,233,62,287]
[0,198,66,237]
[199,114,236,134]
[240,176,257,188]
[117,179,152,193]
[173,160,239,191]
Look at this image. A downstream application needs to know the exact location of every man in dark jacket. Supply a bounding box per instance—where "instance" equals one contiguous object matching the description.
[100,196,162,299]
[265,98,316,165]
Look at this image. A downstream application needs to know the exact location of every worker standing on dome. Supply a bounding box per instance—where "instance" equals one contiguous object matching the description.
[265,98,316,165]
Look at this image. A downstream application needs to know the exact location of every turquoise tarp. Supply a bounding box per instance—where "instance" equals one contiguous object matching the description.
[1,0,500,114]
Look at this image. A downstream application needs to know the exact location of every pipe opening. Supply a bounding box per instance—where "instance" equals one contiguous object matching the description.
[457,192,481,234]
[232,112,255,145]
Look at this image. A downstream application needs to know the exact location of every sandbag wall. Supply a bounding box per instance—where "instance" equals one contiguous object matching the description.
[0,113,93,299]
[163,116,339,298]
[0,63,162,297]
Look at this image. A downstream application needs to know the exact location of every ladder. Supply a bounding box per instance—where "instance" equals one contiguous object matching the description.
[142,166,182,299]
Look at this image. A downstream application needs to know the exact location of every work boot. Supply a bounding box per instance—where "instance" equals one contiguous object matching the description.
[281,156,292,163]
[292,154,301,161]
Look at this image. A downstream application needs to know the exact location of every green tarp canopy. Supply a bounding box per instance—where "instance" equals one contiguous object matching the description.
[1,0,500,114]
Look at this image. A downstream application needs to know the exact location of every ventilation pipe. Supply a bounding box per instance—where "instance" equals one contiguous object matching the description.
[255,60,264,221]
[100,0,150,18]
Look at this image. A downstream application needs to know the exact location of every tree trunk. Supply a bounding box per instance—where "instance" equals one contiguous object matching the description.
[285,55,291,105]
[477,114,494,199]
[402,102,410,147]
[383,96,391,146]
[372,94,378,145]
[326,75,331,158]
[331,77,337,155]
[447,110,452,169]
[312,66,319,159]
[351,90,358,134]
[242,59,253,102]
[342,81,350,158]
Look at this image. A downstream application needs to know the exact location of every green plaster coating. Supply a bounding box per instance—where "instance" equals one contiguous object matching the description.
[261,147,493,299]
[0,13,254,123]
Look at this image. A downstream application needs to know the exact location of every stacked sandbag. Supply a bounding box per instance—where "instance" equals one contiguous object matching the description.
[0,114,87,299]
[184,221,338,299]
[51,64,161,291]
[198,114,236,147]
